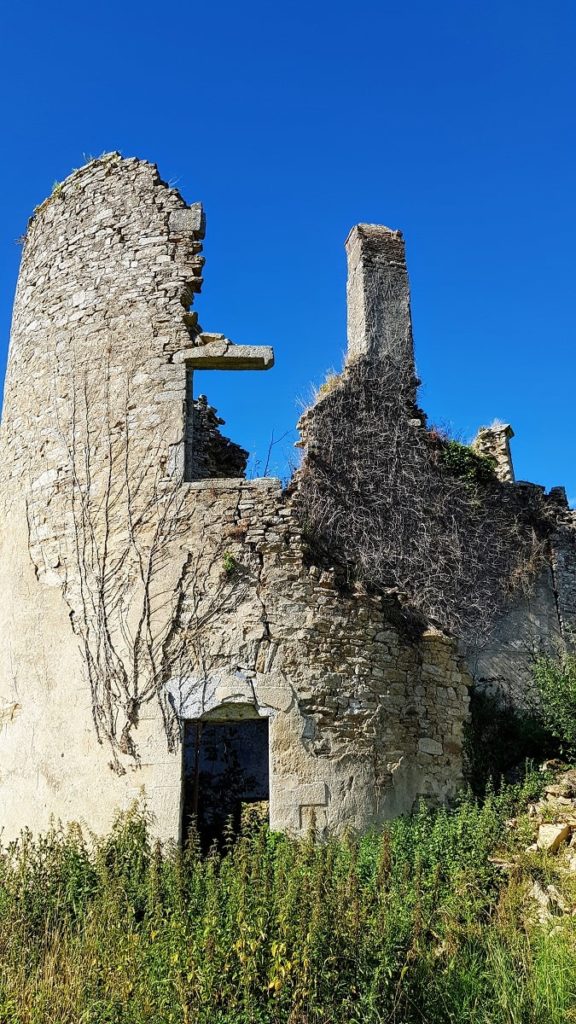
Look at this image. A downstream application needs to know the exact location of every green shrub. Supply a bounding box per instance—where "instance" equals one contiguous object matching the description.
[222,550,238,576]
[533,653,576,756]
[464,687,556,794]
[439,438,497,486]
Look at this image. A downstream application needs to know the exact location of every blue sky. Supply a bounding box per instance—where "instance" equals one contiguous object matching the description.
[1,1,574,491]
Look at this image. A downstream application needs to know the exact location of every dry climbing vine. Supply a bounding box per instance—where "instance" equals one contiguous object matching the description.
[297,357,554,647]
[26,361,246,771]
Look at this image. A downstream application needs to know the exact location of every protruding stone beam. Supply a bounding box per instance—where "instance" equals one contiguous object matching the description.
[345,223,415,374]
[472,422,515,483]
[185,334,274,370]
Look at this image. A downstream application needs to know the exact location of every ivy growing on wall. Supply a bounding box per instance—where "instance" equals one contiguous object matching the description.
[438,439,497,487]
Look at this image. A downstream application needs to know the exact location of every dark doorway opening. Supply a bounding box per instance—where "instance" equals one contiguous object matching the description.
[182,716,269,851]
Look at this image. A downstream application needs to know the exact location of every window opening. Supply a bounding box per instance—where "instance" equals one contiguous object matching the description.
[183,368,249,481]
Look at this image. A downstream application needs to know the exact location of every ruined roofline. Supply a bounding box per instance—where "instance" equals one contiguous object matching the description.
[338,227,571,502]
[26,152,202,234]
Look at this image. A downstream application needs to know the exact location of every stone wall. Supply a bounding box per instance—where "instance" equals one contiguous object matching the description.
[0,156,470,843]
[164,477,470,833]
[309,226,576,710]
[472,423,515,483]
[184,392,248,481]
[0,154,207,839]
[2,154,573,845]
[469,497,576,704]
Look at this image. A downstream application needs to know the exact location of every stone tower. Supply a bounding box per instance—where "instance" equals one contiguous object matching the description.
[0,154,517,842]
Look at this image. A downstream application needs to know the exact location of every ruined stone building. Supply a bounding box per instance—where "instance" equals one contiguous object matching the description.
[1,153,575,844]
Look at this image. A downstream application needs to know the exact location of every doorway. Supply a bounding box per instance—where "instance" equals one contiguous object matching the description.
[182,715,269,850]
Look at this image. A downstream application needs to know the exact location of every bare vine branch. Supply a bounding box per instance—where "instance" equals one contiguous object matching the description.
[26,359,246,770]
[297,357,554,647]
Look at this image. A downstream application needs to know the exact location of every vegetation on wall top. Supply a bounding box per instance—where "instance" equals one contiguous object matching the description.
[298,357,554,644]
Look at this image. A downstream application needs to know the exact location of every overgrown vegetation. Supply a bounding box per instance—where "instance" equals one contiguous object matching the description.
[533,652,576,758]
[222,550,239,576]
[315,370,343,400]
[438,437,497,486]
[298,358,553,644]
[3,776,576,1023]
[464,653,576,794]
[464,687,557,794]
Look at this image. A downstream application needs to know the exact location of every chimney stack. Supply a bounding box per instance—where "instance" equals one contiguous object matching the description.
[345,224,415,377]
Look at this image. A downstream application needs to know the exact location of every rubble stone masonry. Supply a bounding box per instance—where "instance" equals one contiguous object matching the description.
[0,154,573,841]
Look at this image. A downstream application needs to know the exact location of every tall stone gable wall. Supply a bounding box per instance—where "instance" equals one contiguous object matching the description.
[0,155,206,838]
[0,156,470,841]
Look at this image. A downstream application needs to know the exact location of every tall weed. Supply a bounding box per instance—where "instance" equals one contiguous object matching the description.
[0,775,574,1023]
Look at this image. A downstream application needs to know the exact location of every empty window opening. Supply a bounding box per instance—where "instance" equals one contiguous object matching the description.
[184,368,249,481]
[182,716,269,851]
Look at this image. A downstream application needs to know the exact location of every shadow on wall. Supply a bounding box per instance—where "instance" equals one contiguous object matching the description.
[463,687,557,795]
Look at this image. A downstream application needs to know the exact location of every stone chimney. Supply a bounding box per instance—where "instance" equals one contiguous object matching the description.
[345,224,415,376]
[472,423,515,483]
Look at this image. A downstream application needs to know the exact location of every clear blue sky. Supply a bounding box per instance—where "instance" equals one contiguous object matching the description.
[1,1,574,492]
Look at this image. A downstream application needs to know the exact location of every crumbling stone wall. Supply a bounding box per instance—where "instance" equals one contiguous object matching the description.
[185,393,248,480]
[1,154,573,844]
[471,491,576,704]
[0,157,470,841]
[300,225,576,708]
[472,423,515,483]
[0,154,209,834]
[164,476,470,832]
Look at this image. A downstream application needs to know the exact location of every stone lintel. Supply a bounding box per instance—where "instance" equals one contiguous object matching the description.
[345,222,415,375]
[186,340,274,370]
[184,476,281,491]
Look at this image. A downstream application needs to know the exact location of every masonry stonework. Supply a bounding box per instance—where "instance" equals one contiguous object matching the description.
[472,423,515,483]
[0,154,574,841]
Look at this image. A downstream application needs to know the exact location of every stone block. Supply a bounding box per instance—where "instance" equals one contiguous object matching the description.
[187,341,274,370]
[537,823,572,853]
[255,682,293,712]
[299,782,328,806]
[169,204,205,238]
[418,737,443,756]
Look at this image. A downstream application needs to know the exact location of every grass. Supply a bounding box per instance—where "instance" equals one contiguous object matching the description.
[1,773,576,1023]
